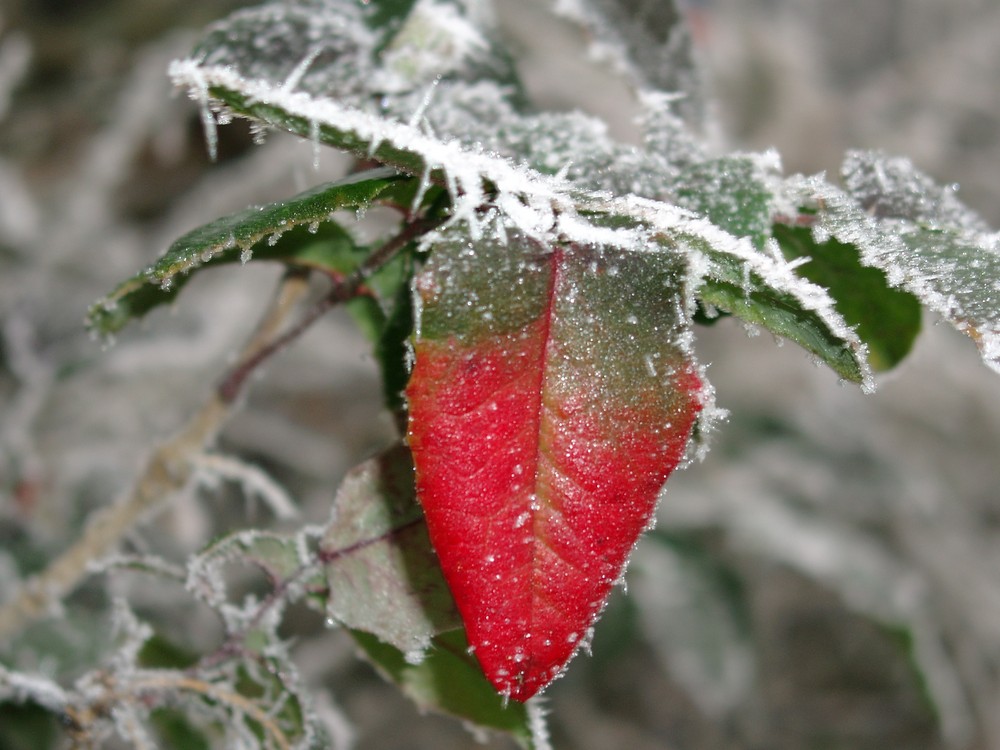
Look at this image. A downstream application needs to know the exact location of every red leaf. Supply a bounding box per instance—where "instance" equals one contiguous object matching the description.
[406,227,703,701]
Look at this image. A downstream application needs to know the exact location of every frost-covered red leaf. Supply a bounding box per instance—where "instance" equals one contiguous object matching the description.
[406,224,704,701]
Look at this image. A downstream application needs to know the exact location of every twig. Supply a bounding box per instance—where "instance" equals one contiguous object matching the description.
[217,214,443,403]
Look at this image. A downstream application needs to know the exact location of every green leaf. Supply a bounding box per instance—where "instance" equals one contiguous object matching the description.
[352,628,535,749]
[88,169,407,336]
[576,200,871,385]
[321,445,461,656]
[788,172,1000,377]
[774,224,922,371]
[693,241,869,383]
[896,226,1000,374]
[374,277,415,414]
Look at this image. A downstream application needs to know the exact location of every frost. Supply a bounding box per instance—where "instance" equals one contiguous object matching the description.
[842,150,990,232]
[526,696,554,750]
[786,172,1000,376]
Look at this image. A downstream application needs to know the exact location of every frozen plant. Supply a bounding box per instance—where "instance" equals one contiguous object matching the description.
[1,1,999,748]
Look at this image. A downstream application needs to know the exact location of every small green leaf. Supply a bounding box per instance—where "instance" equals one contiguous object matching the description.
[88,169,407,336]
[790,173,1000,377]
[374,277,415,414]
[897,226,1000,374]
[321,445,461,656]
[352,628,535,749]
[694,245,868,383]
[774,223,922,371]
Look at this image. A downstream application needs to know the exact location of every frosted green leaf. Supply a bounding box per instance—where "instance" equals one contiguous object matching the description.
[170,9,871,393]
[321,445,461,656]
[192,0,520,123]
[88,168,406,336]
[195,0,378,98]
[673,155,774,251]
[898,227,1000,373]
[842,149,990,232]
[773,224,922,371]
[788,173,1000,376]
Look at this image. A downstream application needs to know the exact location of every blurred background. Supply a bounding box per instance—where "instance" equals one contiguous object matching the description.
[1,0,999,748]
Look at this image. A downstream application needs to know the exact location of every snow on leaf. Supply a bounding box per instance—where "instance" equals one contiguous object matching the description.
[89,168,406,336]
[171,26,873,395]
[583,193,873,388]
[194,0,378,99]
[321,445,461,656]
[672,154,774,251]
[406,220,706,700]
[787,171,1000,376]
[842,149,990,232]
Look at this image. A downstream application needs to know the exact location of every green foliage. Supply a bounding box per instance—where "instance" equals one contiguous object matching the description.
[3,0,998,748]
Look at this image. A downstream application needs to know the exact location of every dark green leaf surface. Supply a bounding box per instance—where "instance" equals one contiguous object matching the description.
[352,629,534,749]
[774,224,922,371]
[88,169,406,336]
[692,243,868,382]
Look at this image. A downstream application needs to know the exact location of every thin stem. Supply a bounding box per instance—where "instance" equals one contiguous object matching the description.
[217,214,442,403]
